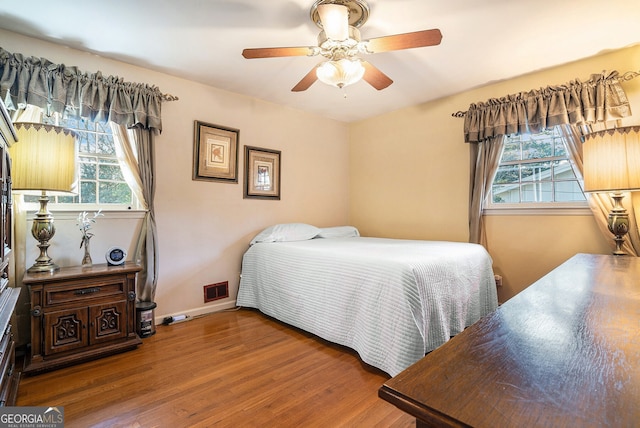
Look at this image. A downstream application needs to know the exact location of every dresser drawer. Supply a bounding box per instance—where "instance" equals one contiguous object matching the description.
[44,277,126,307]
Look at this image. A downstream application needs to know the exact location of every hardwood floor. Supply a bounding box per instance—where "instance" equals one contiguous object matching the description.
[17,308,415,427]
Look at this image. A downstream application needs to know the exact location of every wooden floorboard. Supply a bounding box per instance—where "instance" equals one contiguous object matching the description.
[17,308,415,427]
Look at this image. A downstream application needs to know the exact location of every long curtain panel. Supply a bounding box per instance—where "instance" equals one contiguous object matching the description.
[111,124,158,301]
[464,71,633,245]
[468,136,505,246]
[132,127,158,302]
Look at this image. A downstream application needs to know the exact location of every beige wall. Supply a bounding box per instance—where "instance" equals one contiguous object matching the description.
[350,44,640,303]
[1,30,350,325]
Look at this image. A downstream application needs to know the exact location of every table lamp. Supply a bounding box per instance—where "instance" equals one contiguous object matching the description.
[583,126,640,255]
[10,122,77,272]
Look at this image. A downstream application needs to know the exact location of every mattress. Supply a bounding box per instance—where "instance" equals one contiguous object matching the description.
[236,236,498,376]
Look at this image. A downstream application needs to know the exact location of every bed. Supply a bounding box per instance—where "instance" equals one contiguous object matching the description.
[236,223,498,376]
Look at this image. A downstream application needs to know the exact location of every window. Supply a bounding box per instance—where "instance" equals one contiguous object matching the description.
[29,115,137,209]
[488,127,586,210]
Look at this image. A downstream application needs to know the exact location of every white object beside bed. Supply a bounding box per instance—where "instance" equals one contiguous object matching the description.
[237,225,498,376]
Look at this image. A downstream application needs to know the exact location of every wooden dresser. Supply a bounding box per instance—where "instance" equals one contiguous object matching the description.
[22,263,142,375]
[0,100,21,405]
[379,253,640,427]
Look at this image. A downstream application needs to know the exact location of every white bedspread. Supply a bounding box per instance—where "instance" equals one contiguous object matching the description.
[236,237,498,376]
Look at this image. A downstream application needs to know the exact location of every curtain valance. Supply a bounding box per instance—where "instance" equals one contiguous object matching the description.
[0,47,176,132]
[463,71,631,143]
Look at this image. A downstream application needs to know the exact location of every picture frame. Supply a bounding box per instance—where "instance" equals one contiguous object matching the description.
[244,146,281,200]
[193,121,239,183]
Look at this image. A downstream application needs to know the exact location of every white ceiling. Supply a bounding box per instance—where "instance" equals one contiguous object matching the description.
[0,0,639,123]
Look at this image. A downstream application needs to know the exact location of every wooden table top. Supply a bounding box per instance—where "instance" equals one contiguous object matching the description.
[379,253,640,427]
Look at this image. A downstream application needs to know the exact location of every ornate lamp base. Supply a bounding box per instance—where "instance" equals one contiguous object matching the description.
[607,192,630,256]
[28,192,60,273]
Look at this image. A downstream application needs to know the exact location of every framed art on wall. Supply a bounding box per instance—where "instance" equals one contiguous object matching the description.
[193,121,239,183]
[244,146,281,200]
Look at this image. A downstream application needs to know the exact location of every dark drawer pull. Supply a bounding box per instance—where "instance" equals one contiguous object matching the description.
[74,287,101,295]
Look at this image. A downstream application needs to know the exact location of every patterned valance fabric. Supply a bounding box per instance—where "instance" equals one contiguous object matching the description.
[463,71,631,143]
[0,47,171,132]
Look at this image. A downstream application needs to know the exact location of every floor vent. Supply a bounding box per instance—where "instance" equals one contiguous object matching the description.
[204,281,229,303]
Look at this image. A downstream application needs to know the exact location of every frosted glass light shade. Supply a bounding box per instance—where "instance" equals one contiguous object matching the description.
[583,126,640,193]
[10,122,78,193]
[317,58,365,89]
[317,3,349,41]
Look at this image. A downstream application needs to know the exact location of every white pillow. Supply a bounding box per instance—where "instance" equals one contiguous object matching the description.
[316,226,360,238]
[250,223,320,245]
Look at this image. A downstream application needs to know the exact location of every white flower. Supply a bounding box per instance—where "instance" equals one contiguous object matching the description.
[77,210,103,248]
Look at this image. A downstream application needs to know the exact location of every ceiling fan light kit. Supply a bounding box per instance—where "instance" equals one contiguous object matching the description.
[317,58,365,89]
[242,0,442,92]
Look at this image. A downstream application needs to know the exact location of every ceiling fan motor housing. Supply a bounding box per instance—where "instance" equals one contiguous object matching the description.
[317,26,362,59]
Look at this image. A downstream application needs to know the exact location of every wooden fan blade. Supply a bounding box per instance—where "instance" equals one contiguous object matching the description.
[242,46,316,59]
[365,29,442,53]
[291,66,319,92]
[361,61,393,90]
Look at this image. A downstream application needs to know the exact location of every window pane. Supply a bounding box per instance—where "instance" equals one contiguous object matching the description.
[80,158,97,180]
[555,181,586,202]
[521,162,551,182]
[99,161,125,181]
[86,133,97,153]
[64,116,80,129]
[552,160,577,180]
[97,133,115,155]
[522,182,553,202]
[554,137,567,157]
[501,140,521,162]
[77,132,91,153]
[57,194,78,204]
[99,182,132,204]
[80,181,97,203]
[492,184,520,203]
[522,139,553,160]
[494,165,519,184]
[95,121,110,133]
[79,117,92,131]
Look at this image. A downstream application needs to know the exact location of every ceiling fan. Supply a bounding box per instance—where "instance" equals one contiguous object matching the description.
[242,0,442,92]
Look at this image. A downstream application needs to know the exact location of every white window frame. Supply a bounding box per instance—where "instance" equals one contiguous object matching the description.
[484,128,591,216]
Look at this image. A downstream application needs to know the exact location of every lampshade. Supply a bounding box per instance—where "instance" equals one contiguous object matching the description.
[317,3,349,41]
[583,126,640,193]
[317,58,365,89]
[10,122,78,194]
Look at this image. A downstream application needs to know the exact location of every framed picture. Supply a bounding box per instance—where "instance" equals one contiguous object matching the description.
[193,121,239,183]
[244,146,281,200]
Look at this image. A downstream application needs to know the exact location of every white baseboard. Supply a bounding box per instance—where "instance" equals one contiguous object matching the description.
[154,299,238,325]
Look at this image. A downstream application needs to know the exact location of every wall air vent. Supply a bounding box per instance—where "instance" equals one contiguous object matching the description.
[204,281,229,303]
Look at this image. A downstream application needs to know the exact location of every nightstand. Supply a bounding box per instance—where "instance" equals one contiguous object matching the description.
[22,263,142,375]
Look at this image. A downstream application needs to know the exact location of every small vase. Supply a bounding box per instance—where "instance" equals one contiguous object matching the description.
[81,237,92,267]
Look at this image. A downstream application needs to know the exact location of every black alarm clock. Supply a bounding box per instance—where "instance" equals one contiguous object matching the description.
[106,246,127,266]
